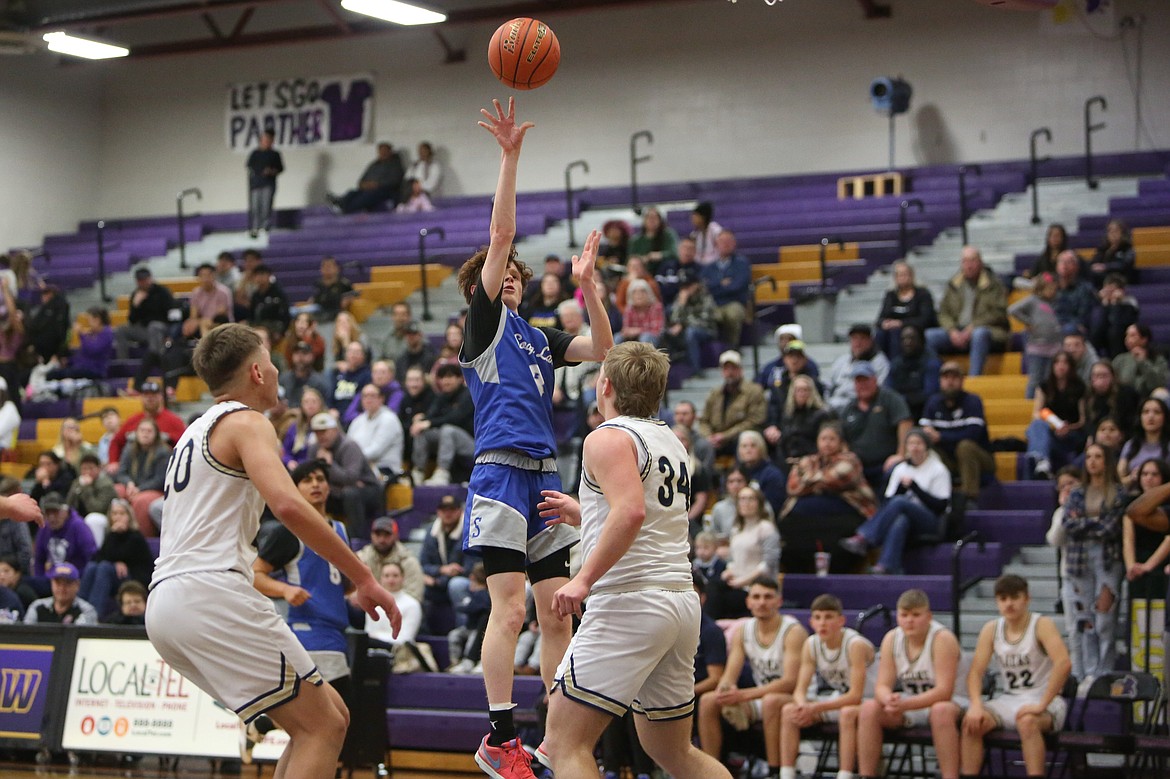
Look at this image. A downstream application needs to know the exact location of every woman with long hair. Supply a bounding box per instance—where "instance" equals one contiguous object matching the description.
[78,498,152,619]
[115,418,171,536]
[1059,442,1126,679]
[283,312,326,371]
[52,417,96,472]
[1089,218,1136,286]
[775,374,834,464]
[1119,397,1170,488]
[874,261,937,358]
[1085,360,1140,439]
[1022,223,1070,280]
[1123,459,1170,651]
[282,386,325,469]
[705,485,779,619]
[737,429,787,518]
[1112,323,1169,399]
[839,428,952,574]
[331,311,367,372]
[1025,351,1087,478]
[628,207,679,273]
[614,256,663,311]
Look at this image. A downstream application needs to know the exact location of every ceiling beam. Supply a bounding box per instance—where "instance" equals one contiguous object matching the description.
[31,0,295,31]
[315,0,352,33]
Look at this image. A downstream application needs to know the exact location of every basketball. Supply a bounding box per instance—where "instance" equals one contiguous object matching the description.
[487,17,560,90]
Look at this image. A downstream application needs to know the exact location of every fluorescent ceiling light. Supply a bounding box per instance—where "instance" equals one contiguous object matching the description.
[43,31,129,59]
[341,0,447,25]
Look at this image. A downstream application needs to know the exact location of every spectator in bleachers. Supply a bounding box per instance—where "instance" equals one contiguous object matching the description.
[329,341,371,416]
[1062,331,1099,386]
[34,493,96,575]
[1059,442,1125,679]
[629,206,679,274]
[6,250,44,310]
[115,417,170,535]
[447,562,490,673]
[379,301,414,363]
[1009,272,1062,399]
[215,251,240,292]
[428,324,464,383]
[398,365,434,472]
[26,284,71,364]
[660,274,716,375]
[840,361,913,490]
[1025,352,1088,479]
[105,380,185,470]
[396,178,435,214]
[1053,250,1098,335]
[578,271,622,337]
[919,362,995,510]
[78,498,151,619]
[115,267,175,365]
[675,425,713,537]
[757,324,820,389]
[654,236,699,308]
[875,261,938,359]
[617,279,664,344]
[598,219,631,266]
[1089,273,1139,359]
[66,453,117,546]
[356,516,424,599]
[614,256,662,311]
[29,450,75,505]
[0,553,36,608]
[282,386,324,469]
[233,249,263,321]
[705,486,779,620]
[102,580,147,626]
[366,561,423,657]
[698,350,766,457]
[539,254,576,298]
[1020,223,1070,283]
[764,340,826,426]
[0,307,23,409]
[395,320,437,380]
[0,380,17,456]
[303,256,355,321]
[690,202,722,265]
[306,412,385,538]
[247,264,291,340]
[1088,218,1137,287]
[330,310,367,366]
[283,312,326,370]
[1118,397,1170,489]
[884,325,940,420]
[347,383,403,479]
[245,129,283,236]
[736,429,785,519]
[280,340,331,409]
[406,141,442,196]
[52,417,95,472]
[521,273,567,328]
[1086,361,1140,439]
[328,141,405,213]
[840,428,951,575]
[925,246,1009,377]
[700,229,752,347]
[409,362,474,487]
[770,374,834,471]
[672,400,715,474]
[250,323,285,373]
[343,359,402,426]
[1124,461,1170,649]
[1112,323,1169,399]
[96,407,119,465]
[23,562,96,625]
[691,534,725,595]
[825,324,891,412]
[419,493,469,624]
[47,306,113,382]
[707,468,747,548]
[0,481,32,575]
[185,264,234,340]
[552,301,597,422]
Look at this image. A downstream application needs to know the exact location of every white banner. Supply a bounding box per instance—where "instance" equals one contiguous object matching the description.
[227,73,375,151]
[61,637,241,757]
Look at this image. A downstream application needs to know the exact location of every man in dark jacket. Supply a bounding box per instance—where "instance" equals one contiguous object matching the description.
[419,494,469,624]
[305,413,384,538]
[27,285,71,363]
[409,363,474,486]
[918,362,995,507]
[115,267,176,361]
[329,142,405,214]
[248,264,292,340]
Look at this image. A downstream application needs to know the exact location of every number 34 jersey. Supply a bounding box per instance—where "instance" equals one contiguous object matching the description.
[993,613,1053,700]
[151,402,267,589]
[579,416,694,594]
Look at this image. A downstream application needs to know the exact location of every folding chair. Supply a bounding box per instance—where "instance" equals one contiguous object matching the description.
[1051,672,1161,779]
[981,675,1078,778]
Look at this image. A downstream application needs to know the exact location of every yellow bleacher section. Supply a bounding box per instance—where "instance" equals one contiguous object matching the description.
[751,243,865,303]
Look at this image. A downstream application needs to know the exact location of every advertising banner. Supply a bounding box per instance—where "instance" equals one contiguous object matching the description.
[60,637,241,757]
[0,641,55,745]
[226,73,375,151]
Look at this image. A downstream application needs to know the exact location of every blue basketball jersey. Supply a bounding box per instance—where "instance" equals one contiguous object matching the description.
[284,520,350,654]
[462,305,559,459]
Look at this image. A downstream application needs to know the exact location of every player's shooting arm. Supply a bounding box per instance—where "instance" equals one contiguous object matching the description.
[478,98,532,303]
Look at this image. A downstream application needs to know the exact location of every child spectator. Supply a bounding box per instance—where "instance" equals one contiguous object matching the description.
[1009,272,1061,399]
[0,554,37,608]
[691,531,726,591]
[447,562,490,674]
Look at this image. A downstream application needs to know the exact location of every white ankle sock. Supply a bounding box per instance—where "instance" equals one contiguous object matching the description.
[780,768,797,779]
[837,771,855,779]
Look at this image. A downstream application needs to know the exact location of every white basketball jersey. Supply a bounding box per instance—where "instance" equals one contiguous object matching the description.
[744,614,800,686]
[893,620,948,696]
[579,416,693,594]
[151,402,267,587]
[993,613,1052,700]
[812,627,876,695]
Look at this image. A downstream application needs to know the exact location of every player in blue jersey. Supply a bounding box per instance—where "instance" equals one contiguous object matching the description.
[455,98,613,779]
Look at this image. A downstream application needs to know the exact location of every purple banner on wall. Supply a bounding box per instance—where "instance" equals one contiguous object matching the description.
[226,73,375,151]
[0,643,55,743]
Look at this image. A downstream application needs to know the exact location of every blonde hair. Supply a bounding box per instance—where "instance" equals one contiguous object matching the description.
[891,260,916,288]
[784,374,827,417]
[897,588,930,611]
[332,312,363,359]
[601,341,669,418]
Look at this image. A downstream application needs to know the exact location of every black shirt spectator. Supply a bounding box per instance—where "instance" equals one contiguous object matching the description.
[249,265,292,339]
[27,285,71,363]
[128,275,176,327]
[885,326,941,421]
[308,257,355,321]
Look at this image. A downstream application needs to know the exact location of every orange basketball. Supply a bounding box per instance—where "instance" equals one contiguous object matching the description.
[488,17,560,90]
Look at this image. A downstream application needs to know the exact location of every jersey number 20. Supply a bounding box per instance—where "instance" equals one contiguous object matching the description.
[163,439,196,498]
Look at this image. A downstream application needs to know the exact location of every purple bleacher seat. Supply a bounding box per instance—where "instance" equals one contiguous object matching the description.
[903,542,1006,579]
[17,419,37,440]
[387,672,544,712]
[964,509,1048,547]
[20,398,79,420]
[780,574,951,611]
[977,481,1056,513]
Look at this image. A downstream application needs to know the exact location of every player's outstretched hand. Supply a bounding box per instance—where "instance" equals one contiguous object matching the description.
[2,494,44,527]
[571,230,601,287]
[553,577,589,620]
[353,578,403,638]
[539,490,581,527]
[478,97,534,154]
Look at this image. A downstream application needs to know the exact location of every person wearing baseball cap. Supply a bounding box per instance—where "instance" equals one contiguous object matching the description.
[919,359,995,509]
[700,350,766,456]
[757,324,821,389]
[305,412,386,542]
[33,492,96,580]
[825,323,891,412]
[23,561,98,625]
[105,378,187,469]
[840,360,913,489]
[354,516,424,601]
[419,493,470,619]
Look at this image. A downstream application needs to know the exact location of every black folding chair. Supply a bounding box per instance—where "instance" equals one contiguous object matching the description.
[1051,672,1161,779]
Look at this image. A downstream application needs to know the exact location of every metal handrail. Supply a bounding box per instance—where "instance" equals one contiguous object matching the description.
[898,200,923,259]
[952,531,984,636]
[630,130,653,215]
[1029,128,1053,225]
[750,276,777,373]
[1084,96,1107,190]
[417,227,445,322]
[957,165,982,246]
[176,187,202,270]
[564,160,589,248]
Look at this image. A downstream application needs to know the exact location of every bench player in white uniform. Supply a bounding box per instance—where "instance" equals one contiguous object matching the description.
[853,589,966,779]
[779,594,876,779]
[961,574,1071,779]
[145,324,401,779]
[697,576,807,771]
[536,341,731,779]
